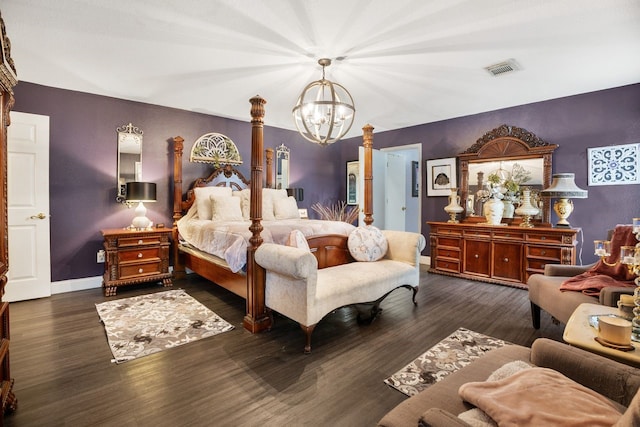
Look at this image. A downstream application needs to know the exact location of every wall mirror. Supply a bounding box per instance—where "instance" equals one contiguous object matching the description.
[275,143,290,190]
[458,125,557,225]
[116,123,143,203]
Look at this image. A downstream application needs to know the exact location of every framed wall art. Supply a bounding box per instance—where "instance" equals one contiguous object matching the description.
[588,143,640,186]
[346,160,359,205]
[425,157,457,196]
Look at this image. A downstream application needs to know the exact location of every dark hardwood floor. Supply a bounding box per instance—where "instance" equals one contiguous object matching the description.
[4,266,564,426]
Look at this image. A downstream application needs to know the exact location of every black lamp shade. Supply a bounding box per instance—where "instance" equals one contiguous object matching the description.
[286,188,304,202]
[126,182,157,202]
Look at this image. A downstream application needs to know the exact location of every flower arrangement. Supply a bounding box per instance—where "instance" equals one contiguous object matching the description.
[476,163,532,204]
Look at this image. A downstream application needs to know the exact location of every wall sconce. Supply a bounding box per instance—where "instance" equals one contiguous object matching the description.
[126,181,156,230]
[286,188,304,202]
[540,173,588,228]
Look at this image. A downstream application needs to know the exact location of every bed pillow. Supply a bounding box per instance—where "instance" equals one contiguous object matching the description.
[347,225,388,262]
[194,186,232,220]
[262,188,288,221]
[286,230,310,252]
[210,195,243,222]
[458,367,622,426]
[274,196,300,220]
[232,189,251,220]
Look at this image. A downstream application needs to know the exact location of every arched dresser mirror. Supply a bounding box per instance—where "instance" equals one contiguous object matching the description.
[458,125,557,225]
[116,123,143,202]
[275,143,290,190]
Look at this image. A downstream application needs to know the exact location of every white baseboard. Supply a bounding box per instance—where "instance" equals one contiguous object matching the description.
[420,255,430,265]
[51,276,102,294]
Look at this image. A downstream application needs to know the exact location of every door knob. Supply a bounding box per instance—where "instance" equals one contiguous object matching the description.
[29,213,47,220]
[401,206,407,211]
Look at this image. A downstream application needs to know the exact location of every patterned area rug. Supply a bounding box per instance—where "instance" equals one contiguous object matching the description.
[96,289,234,364]
[384,327,511,397]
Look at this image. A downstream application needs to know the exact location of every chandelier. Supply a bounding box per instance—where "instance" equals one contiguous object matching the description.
[292,58,355,146]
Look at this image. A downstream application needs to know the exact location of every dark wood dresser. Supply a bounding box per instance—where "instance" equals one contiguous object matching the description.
[427,221,579,288]
[0,10,18,420]
[101,228,172,296]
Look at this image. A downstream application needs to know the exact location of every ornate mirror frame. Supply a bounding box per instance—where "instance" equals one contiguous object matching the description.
[275,143,290,190]
[116,123,143,203]
[458,125,557,225]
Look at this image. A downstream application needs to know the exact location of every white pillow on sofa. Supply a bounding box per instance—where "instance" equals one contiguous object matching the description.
[194,186,232,220]
[274,196,300,220]
[210,195,243,222]
[347,225,388,262]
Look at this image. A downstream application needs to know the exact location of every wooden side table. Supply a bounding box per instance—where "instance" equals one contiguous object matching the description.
[101,227,172,296]
[563,303,640,367]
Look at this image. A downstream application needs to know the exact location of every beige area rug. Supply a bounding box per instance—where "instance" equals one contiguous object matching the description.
[384,327,511,397]
[96,289,234,364]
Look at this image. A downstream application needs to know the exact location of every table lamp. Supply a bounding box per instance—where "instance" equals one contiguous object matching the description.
[540,173,587,228]
[126,181,156,229]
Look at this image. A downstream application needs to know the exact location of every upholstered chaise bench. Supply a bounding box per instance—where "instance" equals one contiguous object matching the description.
[255,229,426,353]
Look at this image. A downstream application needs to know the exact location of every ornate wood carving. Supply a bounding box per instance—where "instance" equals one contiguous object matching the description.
[458,124,557,224]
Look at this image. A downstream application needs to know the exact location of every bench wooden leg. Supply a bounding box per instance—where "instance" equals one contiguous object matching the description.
[300,324,316,354]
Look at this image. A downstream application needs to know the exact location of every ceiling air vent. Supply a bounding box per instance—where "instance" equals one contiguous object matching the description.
[485,59,519,76]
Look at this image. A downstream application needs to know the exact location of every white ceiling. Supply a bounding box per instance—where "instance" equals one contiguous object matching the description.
[3,0,640,138]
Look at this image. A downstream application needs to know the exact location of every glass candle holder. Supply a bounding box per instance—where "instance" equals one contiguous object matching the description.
[594,240,611,257]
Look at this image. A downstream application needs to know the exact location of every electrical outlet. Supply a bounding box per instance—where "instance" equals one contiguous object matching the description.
[97,249,105,263]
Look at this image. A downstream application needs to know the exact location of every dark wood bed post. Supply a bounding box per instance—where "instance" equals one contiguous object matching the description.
[172,136,186,279]
[362,124,374,226]
[243,95,272,333]
[265,148,274,189]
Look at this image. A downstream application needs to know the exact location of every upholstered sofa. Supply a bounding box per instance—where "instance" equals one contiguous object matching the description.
[255,229,426,353]
[528,263,634,328]
[378,338,640,426]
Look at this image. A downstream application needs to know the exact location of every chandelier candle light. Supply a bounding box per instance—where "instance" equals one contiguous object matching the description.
[594,218,640,341]
[292,58,355,146]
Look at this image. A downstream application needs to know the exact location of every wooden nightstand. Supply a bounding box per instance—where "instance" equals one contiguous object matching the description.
[101,227,172,296]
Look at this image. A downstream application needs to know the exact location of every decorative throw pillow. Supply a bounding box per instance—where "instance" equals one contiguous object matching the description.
[232,189,251,220]
[262,188,287,221]
[274,196,300,220]
[286,229,310,252]
[347,225,388,262]
[210,195,243,222]
[194,186,232,220]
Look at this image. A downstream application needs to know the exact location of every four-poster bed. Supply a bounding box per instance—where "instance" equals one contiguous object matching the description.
[172,96,376,334]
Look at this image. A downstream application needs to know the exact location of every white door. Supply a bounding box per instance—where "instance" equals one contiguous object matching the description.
[5,112,51,302]
[385,153,406,231]
[358,147,386,227]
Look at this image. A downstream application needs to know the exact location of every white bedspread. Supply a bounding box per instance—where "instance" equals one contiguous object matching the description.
[177,207,356,273]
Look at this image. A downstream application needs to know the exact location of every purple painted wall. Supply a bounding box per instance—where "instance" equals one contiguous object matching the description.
[13,82,343,281]
[12,82,640,282]
[337,83,640,265]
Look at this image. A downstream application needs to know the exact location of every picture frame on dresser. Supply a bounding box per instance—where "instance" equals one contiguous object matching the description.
[426,157,457,196]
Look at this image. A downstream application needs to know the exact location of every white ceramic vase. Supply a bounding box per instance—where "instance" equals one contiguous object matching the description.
[483,197,504,225]
[444,188,464,223]
[502,200,515,218]
[514,188,539,228]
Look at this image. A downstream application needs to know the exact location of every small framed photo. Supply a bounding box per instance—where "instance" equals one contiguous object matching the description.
[298,208,309,219]
[426,157,457,196]
[588,143,640,186]
[346,160,359,205]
